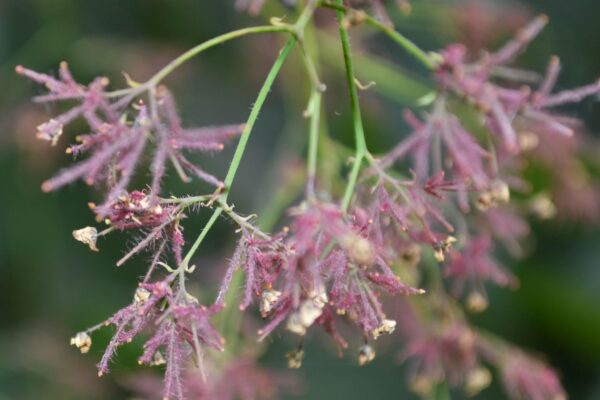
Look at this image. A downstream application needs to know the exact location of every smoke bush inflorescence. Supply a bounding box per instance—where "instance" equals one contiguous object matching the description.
[18,1,600,399]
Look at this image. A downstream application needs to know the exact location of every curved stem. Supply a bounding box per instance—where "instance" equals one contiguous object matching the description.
[336,0,369,212]
[149,25,294,87]
[361,14,436,70]
[103,25,293,99]
[319,0,436,70]
[223,37,298,190]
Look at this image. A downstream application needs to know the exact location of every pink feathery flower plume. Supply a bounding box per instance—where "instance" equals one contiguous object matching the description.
[215,202,424,355]
[436,15,600,154]
[16,63,244,217]
[86,277,224,399]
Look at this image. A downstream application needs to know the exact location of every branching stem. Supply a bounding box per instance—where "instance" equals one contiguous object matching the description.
[319,0,436,70]
[180,36,297,271]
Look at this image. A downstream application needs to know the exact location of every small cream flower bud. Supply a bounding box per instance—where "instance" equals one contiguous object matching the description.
[518,131,539,151]
[286,349,305,369]
[341,234,375,266]
[310,285,328,309]
[298,299,323,328]
[530,193,557,220]
[466,291,488,313]
[286,296,326,336]
[372,319,397,339]
[139,195,150,209]
[358,344,376,366]
[72,227,99,252]
[151,351,166,366]
[434,236,457,263]
[286,312,306,336]
[477,180,510,211]
[36,119,63,146]
[152,204,163,215]
[260,289,281,317]
[134,287,152,306]
[70,331,92,354]
[490,180,510,204]
[476,192,494,211]
[410,375,433,397]
[465,367,492,396]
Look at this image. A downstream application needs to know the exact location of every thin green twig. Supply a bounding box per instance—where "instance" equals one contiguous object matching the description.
[306,90,322,198]
[336,0,369,212]
[104,25,294,99]
[319,0,436,70]
[181,36,297,269]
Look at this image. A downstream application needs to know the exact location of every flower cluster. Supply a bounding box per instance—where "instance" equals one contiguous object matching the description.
[397,298,566,399]
[16,63,243,217]
[17,2,599,400]
[445,234,517,311]
[436,15,600,154]
[402,320,486,396]
[217,202,424,359]
[70,276,225,399]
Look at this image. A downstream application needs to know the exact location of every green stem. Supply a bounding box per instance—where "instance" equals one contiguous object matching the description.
[181,207,222,268]
[298,40,324,91]
[223,37,298,190]
[302,21,324,198]
[336,0,369,212]
[150,25,294,87]
[306,90,322,197]
[295,0,319,35]
[180,37,297,268]
[362,15,436,70]
[104,25,293,99]
[319,1,436,70]
[217,4,324,358]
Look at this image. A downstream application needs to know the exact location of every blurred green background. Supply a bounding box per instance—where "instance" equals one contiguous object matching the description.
[1,0,600,399]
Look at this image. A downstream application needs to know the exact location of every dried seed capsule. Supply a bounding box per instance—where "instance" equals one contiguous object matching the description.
[151,351,166,366]
[286,297,325,336]
[490,180,510,204]
[260,289,281,317]
[72,227,99,252]
[410,375,433,397]
[70,331,92,354]
[465,367,492,396]
[466,291,488,313]
[518,131,539,151]
[286,312,306,336]
[134,287,152,306]
[286,349,305,369]
[530,193,557,220]
[358,344,376,366]
[476,180,510,211]
[298,299,323,328]
[434,236,457,263]
[36,119,63,146]
[372,319,397,339]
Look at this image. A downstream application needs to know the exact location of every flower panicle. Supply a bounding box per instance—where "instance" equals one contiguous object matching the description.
[436,15,600,154]
[17,64,243,213]
[215,202,425,356]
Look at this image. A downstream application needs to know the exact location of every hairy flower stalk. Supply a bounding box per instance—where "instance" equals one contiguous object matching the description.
[18,1,600,399]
